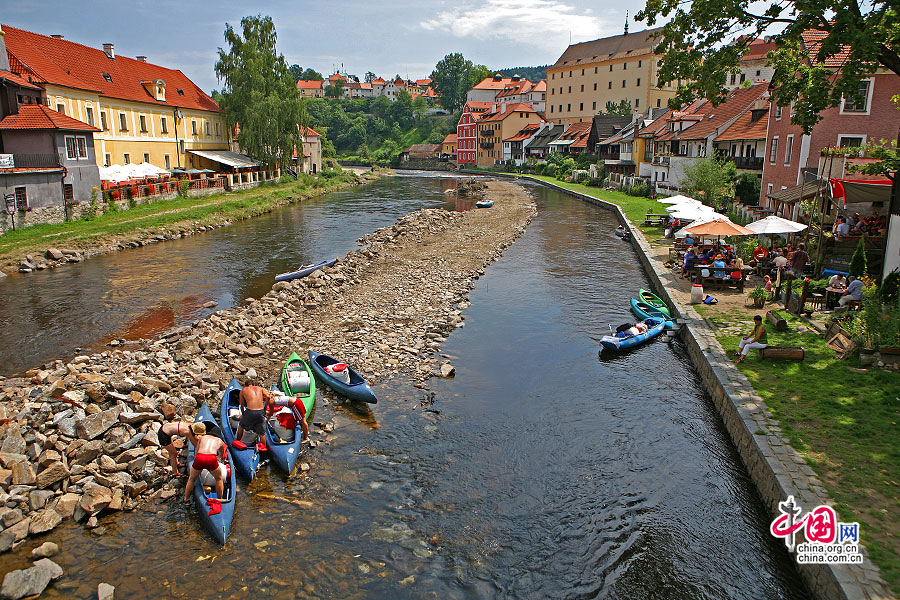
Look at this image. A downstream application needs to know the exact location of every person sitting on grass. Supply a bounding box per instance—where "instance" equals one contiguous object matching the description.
[734,314,768,363]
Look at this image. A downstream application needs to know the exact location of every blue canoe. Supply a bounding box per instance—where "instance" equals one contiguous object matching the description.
[630,298,675,330]
[475,199,494,208]
[274,258,337,283]
[599,317,666,352]
[218,378,260,481]
[188,403,237,545]
[308,350,377,404]
[265,385,304,475]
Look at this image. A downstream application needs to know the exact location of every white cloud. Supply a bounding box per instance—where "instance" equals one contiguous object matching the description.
[420,0,606,51]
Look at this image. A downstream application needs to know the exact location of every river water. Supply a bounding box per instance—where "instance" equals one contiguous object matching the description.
[0,175,810,598]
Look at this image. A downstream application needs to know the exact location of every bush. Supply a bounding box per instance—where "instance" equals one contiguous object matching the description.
[849,236,867,277]
[534,163,545,175]
[626,182,650,197]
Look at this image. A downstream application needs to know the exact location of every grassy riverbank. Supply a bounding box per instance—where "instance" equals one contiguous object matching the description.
[0,171,365,268]
[696,305,900,592]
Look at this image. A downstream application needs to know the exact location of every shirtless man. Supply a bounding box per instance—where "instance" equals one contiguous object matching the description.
[235,385,272,443]
[266,392,311,442]
[183,422,227,501]
[158,421,195,474]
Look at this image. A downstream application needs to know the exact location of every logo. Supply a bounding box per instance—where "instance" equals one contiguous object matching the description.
[770,496,863,564]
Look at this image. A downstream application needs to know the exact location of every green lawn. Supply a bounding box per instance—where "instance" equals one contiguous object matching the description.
[697,305,900,593]
[0,174,358,263]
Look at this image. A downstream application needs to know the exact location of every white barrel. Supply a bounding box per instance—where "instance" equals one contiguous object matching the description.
[691,284,704,304]
[287,370,310,394]
[325,363,351,384]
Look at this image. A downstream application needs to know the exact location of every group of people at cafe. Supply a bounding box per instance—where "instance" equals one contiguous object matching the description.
[833,211,887,241]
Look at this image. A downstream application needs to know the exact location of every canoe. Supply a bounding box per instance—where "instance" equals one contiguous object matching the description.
[308,350,377,404]
[266,352,316,475]
[615,228,631,240]
[638,288,670,316]
[475,199,494,208]
[599,318,665,352]
[274,258,337,283]
[188,402,237,545]
[218,378,260,481]
[630,298,675,330]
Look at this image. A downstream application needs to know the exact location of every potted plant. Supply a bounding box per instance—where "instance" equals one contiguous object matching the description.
[749,286,767,308]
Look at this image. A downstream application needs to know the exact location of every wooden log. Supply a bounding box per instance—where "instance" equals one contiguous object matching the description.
[759,346,805,361]
[766,310,788,331]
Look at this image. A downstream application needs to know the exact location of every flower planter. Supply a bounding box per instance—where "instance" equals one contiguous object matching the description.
[879,347,900,355]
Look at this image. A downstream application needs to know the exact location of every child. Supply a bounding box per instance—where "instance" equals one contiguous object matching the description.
[764,275,773,294]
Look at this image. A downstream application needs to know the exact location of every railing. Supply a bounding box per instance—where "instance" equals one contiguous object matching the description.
[644,152,653,162]
[480,142,494,149]
[652,155,670,166]
[479,129,494,137]
[8,154,62,168]
[102,177,225,201]
[732,156,763,170]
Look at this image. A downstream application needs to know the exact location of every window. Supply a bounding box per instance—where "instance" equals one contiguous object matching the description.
[101,112,108,131]
[730,74,736,85]
[594,67,598,74]
[569,71,572,77]
[637,78,641,86]
[769,137,779,163]
[767,183,773,199]
[623,62,627,70]
[592,101,597,110]
[161,116,168,134]
[622,80,626,88]
[551,88,554,95]
[567,104,571,111]
[568,86,571,93]
[558,105,562,112]
[164,155,171,170]
[101,73,112,83]
[65,136,77,159]
[580,84,584,92]
[143,153,150,163]
[657,99,661,108]
[85,106,94,126]
[56,103,65,115]
[593,83,597,91]
[552,72,555,79]
[191,120,197,135]
[14,187,27,210]
[205,121,210,136]
[119,113,127,131]
[775,105,783,119]
[104,153,111,167]
[635,98,640,107]
[608,82,612,89]
[838,135,865,148]
[740,74,746,83]
[64,135,88,160]
[179,140,185,154]
[842,80,871,113]
[550,105,554,113]
[581,69,584,75]
[140,115,147,132]
[784,134,793,165]
[638,60,642,68]
[63,184,74,202]
[609,65,613,72]
[123,153,130,165]
[579,102,583,111]
[756,70,761,76]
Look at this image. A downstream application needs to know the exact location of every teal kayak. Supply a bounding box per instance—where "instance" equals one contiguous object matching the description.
[630,298,675,330]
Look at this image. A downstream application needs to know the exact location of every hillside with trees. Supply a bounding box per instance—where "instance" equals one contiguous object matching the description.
[496,65,548,82]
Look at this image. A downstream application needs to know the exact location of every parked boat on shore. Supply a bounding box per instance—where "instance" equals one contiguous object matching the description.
[308,350,377,403]
[274,258,337,283]
[188,402,237,545]
[218,378,261,481]
[598,317,665,352]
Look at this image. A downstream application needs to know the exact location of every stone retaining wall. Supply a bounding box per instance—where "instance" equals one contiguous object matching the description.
[485,173,894,600]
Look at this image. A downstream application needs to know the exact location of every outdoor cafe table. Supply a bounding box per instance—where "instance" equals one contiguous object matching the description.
[825,287,846,310]
[644,213,670,226]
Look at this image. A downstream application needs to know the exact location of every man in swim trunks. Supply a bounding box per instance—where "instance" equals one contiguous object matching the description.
[235,385,272,443]
[266,392,311,442]
[183,422,227,502]
[158,421,195,474]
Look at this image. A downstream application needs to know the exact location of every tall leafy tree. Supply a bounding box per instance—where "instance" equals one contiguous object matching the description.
[215,15,306,166]
[300,68,324,81]
[637,0,900,133]
[681,156,739,209]
[365,71,377,83]
[288,64,303,82]
[430,53,493,113]
[604,100,632,115]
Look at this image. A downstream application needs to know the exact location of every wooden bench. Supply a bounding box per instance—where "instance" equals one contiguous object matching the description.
[643,213,669,227]
[758,346,805,361]
[690,265,747,292]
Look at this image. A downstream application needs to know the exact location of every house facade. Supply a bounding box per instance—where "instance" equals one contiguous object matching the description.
[545,27,678,125]
[456,101,494,165]
[296,80,325,98]
[3,25,229,172]
[475,103,542,167]
[441,133,457,159]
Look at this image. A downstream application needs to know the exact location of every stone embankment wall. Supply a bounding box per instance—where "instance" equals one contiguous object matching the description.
[0,182,535,573]
[487,174,894,600]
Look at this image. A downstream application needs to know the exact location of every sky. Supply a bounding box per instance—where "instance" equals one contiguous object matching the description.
[2,0,637,93]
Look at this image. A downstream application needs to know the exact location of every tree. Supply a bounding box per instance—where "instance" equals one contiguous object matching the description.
[324,79,345,98]
[300,68,323,81]
[365,71,376,83]
[412,95,428,120]
[637,0,900,134]
[735,172,761,205]
[288,64,303,82]
[849,237,868,277]
[681,156,739,209]
[215,15,305,166]
[430,53,493,113]
[604,100,632,115]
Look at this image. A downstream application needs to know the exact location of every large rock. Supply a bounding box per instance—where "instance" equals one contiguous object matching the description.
[53,493,80,520]
[118,411,161,425]
[31,541,59,559]
[0,426,26,456]
[28,509,62,535]
[28,490,54,511]
[0,562,54,600]
[73,440,104,465]
[35,461,68,490]
[159,402,176,420]
[10,460,35,486]
[98,583,115,600]
[76,405,123,440]
[45,248,64,260]
[0,518,31,552]
[0,508,23,528]
[77,482,112,518]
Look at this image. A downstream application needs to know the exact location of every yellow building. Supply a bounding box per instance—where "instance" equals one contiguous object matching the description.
[475,104,542,167]
[3,25,228,171]
[545,27,679,125]
[442,133,457,158]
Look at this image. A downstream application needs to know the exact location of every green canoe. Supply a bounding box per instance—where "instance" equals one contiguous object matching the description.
[280,351,316,417]
[638,288,671,317]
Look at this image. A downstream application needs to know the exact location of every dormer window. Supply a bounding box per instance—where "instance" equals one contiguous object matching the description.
[176,89,184,96]
[101,73,112,83]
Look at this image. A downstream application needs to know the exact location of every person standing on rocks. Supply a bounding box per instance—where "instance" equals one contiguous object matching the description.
[235,385,272,444]
[183,422,227,501]
[159,421,196,474]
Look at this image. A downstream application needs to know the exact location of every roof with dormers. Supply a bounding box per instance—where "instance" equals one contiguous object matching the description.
[655,84,768,142]
[0,103,100,131]
[549,27,665,70]
[3,24,220,112]
[0,69,41,90]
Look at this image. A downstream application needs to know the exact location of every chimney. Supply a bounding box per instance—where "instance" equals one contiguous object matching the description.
[50,34,64,39]
[0,26,8,72]
[136,56,147,63]
[512,74,521,81]
[103,43,115,59]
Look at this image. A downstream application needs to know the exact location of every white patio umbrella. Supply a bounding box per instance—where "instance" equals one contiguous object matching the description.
[674,212,730,238]
[669,205,717,220]
[745,215,808,234]
[658,194,697,204]
[665,199,709,212]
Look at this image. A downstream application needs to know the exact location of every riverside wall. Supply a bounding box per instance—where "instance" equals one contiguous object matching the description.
[481,173,894,600]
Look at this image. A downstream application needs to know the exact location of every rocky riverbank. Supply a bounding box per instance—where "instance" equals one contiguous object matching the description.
[0,180,534,598]
[1,170,384,276]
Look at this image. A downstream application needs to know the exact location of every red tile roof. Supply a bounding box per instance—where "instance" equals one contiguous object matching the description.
[296,80,324,90]
[0,69,41,90]
[372,77,385,84]
[801,28,851,67]
[416,78,432,86]
[505,123,541,141]
[533,80,546,92]
[716,106,769,141]
[0,103,100,131]
[3,24,219,112]
[301,126,321,137]
[471,76,516,90]
[442,133,457,144]
[740,38,777,62]
[671,84,768,140]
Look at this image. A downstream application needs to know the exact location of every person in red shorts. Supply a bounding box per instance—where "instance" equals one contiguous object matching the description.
[183,422,227,502]
[266,392,311,442]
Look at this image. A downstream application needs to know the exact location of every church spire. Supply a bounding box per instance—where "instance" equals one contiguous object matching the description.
[624,10,629,35]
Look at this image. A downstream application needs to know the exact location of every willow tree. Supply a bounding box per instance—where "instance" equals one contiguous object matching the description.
[636,0,900,134]
[215,15,306,167]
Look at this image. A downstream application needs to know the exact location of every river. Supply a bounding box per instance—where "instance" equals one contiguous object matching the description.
[0,174,809,598]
